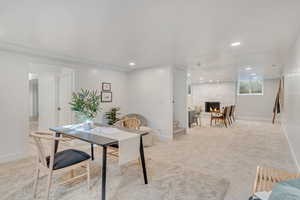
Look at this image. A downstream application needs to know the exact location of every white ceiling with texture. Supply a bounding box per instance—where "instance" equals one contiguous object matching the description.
[0,0,300,72]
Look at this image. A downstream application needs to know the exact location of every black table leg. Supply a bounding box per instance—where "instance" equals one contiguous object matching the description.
[102,146,107,200]
[54,132,60,153]
[91,144,94,160]
[139,136,148,184]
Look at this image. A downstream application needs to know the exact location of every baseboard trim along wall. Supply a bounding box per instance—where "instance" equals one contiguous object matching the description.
[0,152,27,164]
[236,116,274,122]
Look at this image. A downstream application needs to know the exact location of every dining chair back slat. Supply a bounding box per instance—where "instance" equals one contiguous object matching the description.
[232,105,236,121]
[30,131,91,200]
[30,132,57,169]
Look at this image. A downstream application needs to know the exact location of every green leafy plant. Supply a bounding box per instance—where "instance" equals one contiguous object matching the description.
[69,89,101,120]
[105,107,121,125]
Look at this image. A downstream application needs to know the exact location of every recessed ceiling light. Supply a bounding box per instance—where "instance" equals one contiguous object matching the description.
[245,67,252,71]
[250,73,257,76]
[209,80,213,82]
[187,73,191,77]
[231,42,241,47]
[199,77,204,80]
[129,62,136,66]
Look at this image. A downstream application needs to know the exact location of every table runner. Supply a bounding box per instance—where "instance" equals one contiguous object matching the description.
[63,124,140,165]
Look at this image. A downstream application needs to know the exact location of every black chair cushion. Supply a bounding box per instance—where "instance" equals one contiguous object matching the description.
[109,143,119,148]
[46,149,90,170]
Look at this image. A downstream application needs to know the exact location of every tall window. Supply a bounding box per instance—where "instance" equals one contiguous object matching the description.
[238,79,263,95]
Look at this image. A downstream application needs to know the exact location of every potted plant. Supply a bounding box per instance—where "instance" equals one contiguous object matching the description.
[69,89,101,128]
[105,107,121,125]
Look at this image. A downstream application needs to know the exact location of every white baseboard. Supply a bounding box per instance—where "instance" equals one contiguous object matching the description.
[201,113,275,122]
[0,152,27,164]
[237,116,274,122]
[281,124,300,172]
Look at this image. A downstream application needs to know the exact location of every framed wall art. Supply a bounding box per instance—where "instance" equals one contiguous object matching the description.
[102,82,111,91]
[101,91,112,102]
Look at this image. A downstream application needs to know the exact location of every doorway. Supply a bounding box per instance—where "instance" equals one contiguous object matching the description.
[173,68,188,137]
[28,64,74,132]
[29,73,39,132]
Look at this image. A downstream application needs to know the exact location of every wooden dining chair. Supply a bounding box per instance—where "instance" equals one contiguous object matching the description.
[228,105,233,124]
[226,106,232,126]
[230,105,236,122]
[30,131,91,200]
[108,117,141,158]
[210,106,229,128]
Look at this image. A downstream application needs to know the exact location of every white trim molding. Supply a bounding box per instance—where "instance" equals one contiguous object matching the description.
[0,39,130,72]
[0,152,27,164]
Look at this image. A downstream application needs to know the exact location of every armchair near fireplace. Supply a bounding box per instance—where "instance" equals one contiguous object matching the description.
[188,105,202,128]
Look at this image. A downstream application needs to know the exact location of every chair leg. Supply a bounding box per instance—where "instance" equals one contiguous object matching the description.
[224,119,228,128]
[87,161,91,190]
[46,171,53,200]
[70,169,75,178]
[33,167,40,198]
[228,118,232,126]
[138,157,142,168]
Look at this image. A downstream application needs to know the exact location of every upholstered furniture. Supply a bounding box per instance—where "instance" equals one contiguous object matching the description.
[188,110,197,128]
[108,117,142,158]
[30,131,91,200]
[114,114,154,147]
[121,117,141,130]
[119,114,148,126]
[252,166,300,194]
[194,106,202,126]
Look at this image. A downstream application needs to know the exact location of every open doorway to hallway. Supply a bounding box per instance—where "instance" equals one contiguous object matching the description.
[28,73,39,132]
[28,63,75,133]
[172,68,188,138]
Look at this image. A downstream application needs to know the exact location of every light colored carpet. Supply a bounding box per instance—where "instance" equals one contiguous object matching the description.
[0,158,228,200]
[0,119,297,200]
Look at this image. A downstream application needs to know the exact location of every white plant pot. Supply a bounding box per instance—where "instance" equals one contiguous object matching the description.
[83,119,94,130]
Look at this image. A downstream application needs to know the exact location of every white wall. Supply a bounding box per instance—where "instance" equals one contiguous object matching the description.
[75,68,129,124]
[0,51,129,163]
[191,80,279,121]
[191,82,236,112]
[173,68,188,128]
[282,34,300,170]
[0,53,29,163]
[236,79,279,121]
[38,73,57,130]
[127,66,173,140]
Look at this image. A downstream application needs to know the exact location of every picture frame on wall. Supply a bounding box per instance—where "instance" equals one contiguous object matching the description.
[102,82,111,91]
[101,91,112,102]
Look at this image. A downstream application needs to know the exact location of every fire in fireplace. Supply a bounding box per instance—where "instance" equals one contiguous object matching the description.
[205,102,220,112]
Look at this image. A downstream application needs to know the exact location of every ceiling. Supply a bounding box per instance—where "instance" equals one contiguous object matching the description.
[0,0,300,75]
